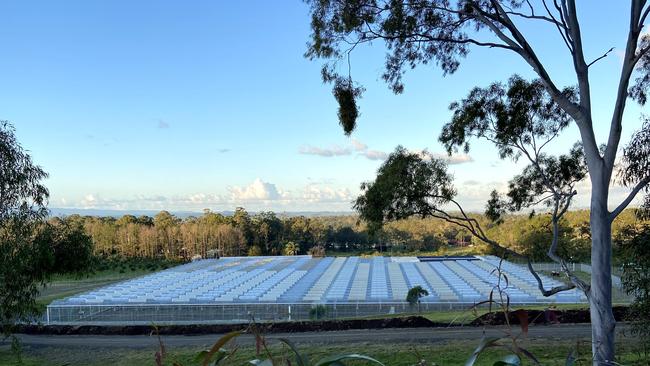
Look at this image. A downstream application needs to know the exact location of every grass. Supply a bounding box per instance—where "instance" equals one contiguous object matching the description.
[1,338,647,365]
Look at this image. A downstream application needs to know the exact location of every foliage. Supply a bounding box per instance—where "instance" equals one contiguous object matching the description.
[91,255,182,275]
[354,146,456,232]
[440,76,575,159]
[248,246,263,256]
[619,224,650,357]
[486,214,590,262]
[304,2,650,361]
[309,304,328,320]
[0,121,51,338]
[0,222,52,333]
[31,208,645,264]
[406,286,429,310]
[308,245,326,257]
[440,76,585,221]
[155,321,385,366]
[38,218,94,275]
[619,115,650,218]
[283,241,300,256]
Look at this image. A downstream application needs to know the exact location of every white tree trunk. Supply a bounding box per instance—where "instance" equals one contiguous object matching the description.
[589,178,616,365]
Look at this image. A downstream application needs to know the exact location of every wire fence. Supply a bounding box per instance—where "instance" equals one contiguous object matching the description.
[45,301,586,325]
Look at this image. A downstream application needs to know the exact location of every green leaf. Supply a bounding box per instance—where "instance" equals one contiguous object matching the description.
[465,337,502,366]
[517,346,540,365]
[194,350,210,363]
[202,331,242,366]
[565,348,578,366]
[278,337,309,366]
[314,354,386,366]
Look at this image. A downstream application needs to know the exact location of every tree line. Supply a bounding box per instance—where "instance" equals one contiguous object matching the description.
[54,207,645,264]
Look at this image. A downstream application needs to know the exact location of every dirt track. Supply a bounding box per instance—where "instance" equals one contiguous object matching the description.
[9,323,630,349]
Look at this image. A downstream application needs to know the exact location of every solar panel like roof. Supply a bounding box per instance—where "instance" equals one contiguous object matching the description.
[53,255,586,306]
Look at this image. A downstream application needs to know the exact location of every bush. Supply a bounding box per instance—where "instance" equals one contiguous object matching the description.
[247,246,263,256]
[620,224,650,357]
[406,286,429,312]
[308,245,326,257]
[309,304,328,320]
[38,219,94,275]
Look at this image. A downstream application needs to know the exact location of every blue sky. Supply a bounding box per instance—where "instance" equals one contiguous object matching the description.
[1,1,646,213]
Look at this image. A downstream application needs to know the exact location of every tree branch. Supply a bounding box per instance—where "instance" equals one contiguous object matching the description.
[640,1,650,28]
[425,196,584,297]
[610,176,650,220]
[587,47,615,67]
[541,0,573,52]
[527,259,577,296]
[604,0,646,173]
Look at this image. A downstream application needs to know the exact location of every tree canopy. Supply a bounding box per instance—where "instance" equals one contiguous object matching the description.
[0,121,51,336]
[305,1,650,362]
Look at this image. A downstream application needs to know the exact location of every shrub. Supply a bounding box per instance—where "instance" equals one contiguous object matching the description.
[309,304,328,320]
[308,245,326,257]
[406,286,429,312]
[247,246,263,256]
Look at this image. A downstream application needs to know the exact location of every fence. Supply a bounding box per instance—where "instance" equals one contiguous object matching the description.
[45,301,562,325]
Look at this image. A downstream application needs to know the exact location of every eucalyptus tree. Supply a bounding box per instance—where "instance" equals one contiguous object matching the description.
[0,120,50,337]
[304,1,650,364]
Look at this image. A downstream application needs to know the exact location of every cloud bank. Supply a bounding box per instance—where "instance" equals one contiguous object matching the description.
[60,178,355,212]
[299,139,473,164]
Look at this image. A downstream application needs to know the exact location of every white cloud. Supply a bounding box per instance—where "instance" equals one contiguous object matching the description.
[410,149,474,165]
[350,138,368,152]
[362,149,389,160]
[299,145,351,157]
[432,152,474,165]
[229,178,284,201]
[59,178,360,212]
[300,139,389,161]
[81,194,97,206]
[302,184,353,203]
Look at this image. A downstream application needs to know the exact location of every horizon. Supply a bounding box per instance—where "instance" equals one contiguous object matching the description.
[47,206,607,219]
[2,1,645,213]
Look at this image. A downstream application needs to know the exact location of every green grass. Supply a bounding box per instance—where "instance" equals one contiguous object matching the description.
[1,338,647,366]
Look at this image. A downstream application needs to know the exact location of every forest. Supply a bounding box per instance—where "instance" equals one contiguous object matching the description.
[53,207,646,264]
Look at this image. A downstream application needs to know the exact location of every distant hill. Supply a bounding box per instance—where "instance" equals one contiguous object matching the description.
[47,208,354,218]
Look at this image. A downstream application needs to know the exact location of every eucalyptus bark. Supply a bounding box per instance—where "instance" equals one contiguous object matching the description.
[588,175,616,365]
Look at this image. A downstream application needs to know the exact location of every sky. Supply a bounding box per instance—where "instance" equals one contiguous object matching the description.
[0,1,647,213]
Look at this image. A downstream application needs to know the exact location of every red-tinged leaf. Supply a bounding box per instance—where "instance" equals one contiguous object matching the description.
[513,309,529,336]
[548,310,559,324]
